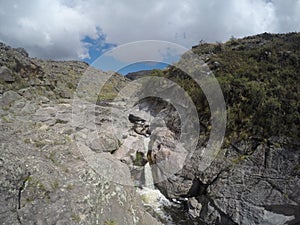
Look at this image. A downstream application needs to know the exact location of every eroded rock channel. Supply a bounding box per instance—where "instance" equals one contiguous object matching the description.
[108,98,202,224]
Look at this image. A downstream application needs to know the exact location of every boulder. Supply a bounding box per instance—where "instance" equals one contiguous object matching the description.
[88,132,119,153]
[0,90,22,107]
[0,66,15,82]
[187,197,202,218]
[148,127,190,197]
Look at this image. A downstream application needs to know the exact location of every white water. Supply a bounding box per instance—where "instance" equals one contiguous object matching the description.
[144,162,155,189]
[138,148,176,223]
[137,186,174,222]
[143,137,155,189]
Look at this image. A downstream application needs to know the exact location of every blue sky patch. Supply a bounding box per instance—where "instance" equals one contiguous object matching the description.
[82,33,116,65]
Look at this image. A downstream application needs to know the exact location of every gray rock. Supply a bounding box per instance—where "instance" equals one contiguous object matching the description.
[38,96,50,104]
[0,90,22,107]
[0,66,15,82]
[12,99,26,109]
[201,139,300,225]
[88,132,119,153]
[148,127,190,197]
[0,149,29,224]
[89,137,103,152]
[2,39,299,225]
[0,85,4,94]
[113,135,148,165]
[133,123,151,137]
[187,197,202,218]
[0,101,163,225]
[157,137,300,225]
[20,102,37,115]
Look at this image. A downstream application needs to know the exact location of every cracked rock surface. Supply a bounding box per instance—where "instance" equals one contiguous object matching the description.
[0,42,162,225]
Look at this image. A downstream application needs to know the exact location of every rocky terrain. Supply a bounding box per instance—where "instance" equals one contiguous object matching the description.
[0,43,163,225]
[1,32,300,225]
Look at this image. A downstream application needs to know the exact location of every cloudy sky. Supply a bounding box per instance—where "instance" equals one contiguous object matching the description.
[0,0,299,71]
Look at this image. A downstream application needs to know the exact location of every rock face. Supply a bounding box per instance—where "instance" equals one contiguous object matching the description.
[186,138,300,225]
[0,42,162,225]
[0,98,163,225]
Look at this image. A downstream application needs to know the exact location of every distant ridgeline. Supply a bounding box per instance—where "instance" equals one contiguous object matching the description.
[156,32,300,144]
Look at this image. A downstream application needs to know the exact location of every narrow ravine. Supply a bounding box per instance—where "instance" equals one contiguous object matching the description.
[110,100,204,225]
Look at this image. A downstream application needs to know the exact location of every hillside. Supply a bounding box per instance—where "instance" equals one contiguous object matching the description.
[164,32,300,144]
[0,42,128,103]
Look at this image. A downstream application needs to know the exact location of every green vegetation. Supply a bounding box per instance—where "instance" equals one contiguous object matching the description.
[1,116,12,123]
[23,138,31,144]
[104,220,117,225]
[48,151,59,166]
[33,140,46,148]
[66,183,74,190]
[231,154,250,164]
[294,165,300,171]
[164,32,300,143]
[150,69,164,77]
[71,213,81,222]
[24,177,51,202]
[133,152,146,166]
[55,119,68,124]
[51,180,59,190]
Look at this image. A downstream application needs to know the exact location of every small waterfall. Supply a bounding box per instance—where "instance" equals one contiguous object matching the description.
[144,162,154,189]
[139,136,189,224]
[143,137,154,189]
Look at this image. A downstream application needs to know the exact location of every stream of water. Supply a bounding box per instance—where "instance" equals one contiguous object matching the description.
[138,162,204,225]
[133,121,204,224]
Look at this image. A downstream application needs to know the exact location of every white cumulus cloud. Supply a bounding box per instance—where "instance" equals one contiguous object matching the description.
[0,0,299,60]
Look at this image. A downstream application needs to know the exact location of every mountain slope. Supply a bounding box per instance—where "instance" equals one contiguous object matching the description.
[162,32,300,144]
